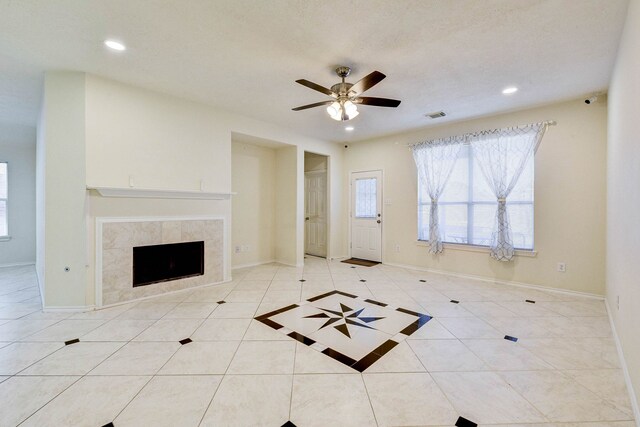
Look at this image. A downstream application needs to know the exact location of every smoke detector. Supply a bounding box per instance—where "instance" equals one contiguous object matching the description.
[426,111,446,119]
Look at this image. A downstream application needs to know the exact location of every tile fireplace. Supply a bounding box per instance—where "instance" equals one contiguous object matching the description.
[96,217,225,306]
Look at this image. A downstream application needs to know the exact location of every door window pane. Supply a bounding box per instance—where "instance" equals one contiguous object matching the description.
[355,178,377,218]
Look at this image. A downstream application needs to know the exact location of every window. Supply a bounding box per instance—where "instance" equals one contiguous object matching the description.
[418,144,534,250]
[0,162,7,237]
[355,178,377,218]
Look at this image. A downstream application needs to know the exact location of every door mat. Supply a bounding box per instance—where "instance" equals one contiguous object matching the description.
[341,258,380,267]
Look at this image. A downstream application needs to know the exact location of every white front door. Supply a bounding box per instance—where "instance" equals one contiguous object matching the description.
[350,170,382,262]
[305,171,327,257]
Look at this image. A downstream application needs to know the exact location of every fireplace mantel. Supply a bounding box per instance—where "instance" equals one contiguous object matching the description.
[88,186,235,200]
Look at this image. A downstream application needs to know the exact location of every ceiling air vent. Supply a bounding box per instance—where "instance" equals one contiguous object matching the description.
[426,111,446,119]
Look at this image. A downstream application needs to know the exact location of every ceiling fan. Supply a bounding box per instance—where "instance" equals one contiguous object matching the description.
[292,66,401,121]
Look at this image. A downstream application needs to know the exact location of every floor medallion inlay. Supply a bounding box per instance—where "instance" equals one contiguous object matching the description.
[255,290,432,372]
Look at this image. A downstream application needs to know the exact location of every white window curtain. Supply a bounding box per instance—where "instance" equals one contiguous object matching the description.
[412,136,465,253]
[470,123,548,261]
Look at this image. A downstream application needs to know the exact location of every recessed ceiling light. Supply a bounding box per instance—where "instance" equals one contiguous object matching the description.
[502,86,518,95]
[104,40,126,51]
[345,126,354,131]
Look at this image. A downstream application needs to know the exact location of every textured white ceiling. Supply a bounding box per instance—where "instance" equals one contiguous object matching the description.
[0,0,629,143]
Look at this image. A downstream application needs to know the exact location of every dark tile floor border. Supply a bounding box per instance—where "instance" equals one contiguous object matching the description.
[455,416,478,427]
[255,290,432,372]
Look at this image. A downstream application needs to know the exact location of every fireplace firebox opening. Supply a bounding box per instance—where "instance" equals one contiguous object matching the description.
[133,241,204,287]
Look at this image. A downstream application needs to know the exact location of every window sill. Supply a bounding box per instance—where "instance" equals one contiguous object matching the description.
[416,240,537,258]
[0,236,11,242]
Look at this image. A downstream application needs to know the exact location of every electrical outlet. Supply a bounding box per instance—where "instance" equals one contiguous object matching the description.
[557,262,566,273]
[394,244,400,252]
[234,245,241,254]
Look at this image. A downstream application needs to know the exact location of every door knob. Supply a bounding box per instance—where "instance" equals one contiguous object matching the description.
[377,220,381,224]
[305,217,310,221]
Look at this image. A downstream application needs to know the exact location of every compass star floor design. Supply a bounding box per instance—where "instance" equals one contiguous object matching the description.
[304,301,385,338]
[255,290,432,371]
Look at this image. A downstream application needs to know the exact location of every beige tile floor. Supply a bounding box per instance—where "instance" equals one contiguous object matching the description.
[0,260,636,427]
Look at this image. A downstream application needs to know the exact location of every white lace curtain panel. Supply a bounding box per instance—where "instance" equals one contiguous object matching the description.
[471,123,548,260]
[411,122,549,260]
[412,136,465,254]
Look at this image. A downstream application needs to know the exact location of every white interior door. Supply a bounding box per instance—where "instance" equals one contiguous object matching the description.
[350,170,382,262]
[305,171,327,257]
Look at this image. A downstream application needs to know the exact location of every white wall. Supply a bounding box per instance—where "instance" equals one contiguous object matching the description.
[227,121,345,263]
[37,72,347,307]
[35,105,45,294]
[39,72,87,307]
[275,146,299,266]
[84,73,346,269]
[84,74,233,306]
[231,143,324,268]
[85,75,230,192]
[304,152,327,172]
[344,98,607,295]
[231,141,277,267]
[606,0,640,415]
[0,124,36,267]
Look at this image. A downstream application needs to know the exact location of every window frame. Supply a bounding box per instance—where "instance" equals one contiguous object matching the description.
[417,144,535,251]
[0,161,8,240]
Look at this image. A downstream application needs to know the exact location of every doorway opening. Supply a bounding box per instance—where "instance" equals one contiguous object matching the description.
[304,152,328,258]
[231,133,297,268]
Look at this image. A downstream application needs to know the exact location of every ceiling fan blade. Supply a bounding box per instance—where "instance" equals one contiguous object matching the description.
[291,100,334,111]
[349,71,386,95]
[356,97,401,108]
[295,79,337,98]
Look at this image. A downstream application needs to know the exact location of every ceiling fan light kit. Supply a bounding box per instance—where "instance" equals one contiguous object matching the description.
[293,66,401,122]
[327,100,359,121]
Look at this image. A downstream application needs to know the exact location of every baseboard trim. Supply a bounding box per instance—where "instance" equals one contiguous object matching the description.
[276,259,303,268]
[382,261,604,300]
[96,278,234,310]
[0,261,36,268]
[232,260,277,270]
[233,260,305,269]
[43,305,96,313]
[35,268,45,308]
[605,299,640,425]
